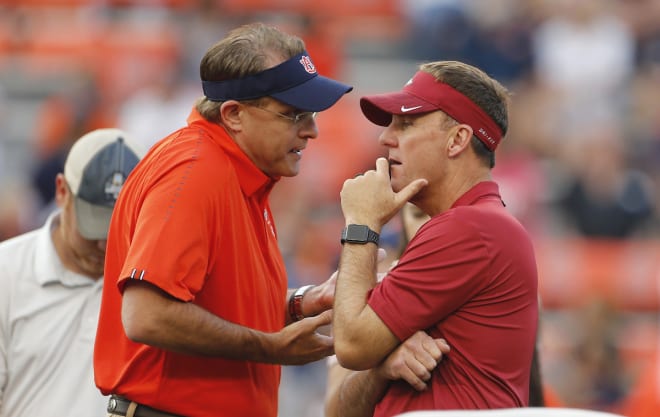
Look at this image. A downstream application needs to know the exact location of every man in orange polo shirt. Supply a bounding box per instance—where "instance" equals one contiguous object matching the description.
[94,22,352,417]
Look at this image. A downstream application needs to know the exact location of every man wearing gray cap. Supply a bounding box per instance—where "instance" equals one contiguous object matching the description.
[0,128,144,417]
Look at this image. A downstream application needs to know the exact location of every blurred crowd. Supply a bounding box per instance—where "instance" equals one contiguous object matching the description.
[0,0,658,416]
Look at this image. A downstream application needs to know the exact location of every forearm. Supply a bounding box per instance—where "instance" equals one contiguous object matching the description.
[337,368,389,417]
[334,243,377,333]
[325,363,353,417]
[122,281,333,365]
[122,282,276,361]
[334,243,389,368]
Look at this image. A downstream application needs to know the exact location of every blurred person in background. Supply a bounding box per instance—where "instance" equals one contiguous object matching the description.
[0,128,144,417]
[556,299,629,412]
[556,123,654,238]
[0,178,38,242]
[332,60,538,416]
[531,0,635,135]
[94,22,352,417]
[116,56,199,150]
[30,73,112,222]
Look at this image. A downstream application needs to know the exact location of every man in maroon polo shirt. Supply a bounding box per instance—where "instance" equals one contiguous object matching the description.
[332,60,539,417]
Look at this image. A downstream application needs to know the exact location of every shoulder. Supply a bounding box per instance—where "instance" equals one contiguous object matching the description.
[0,228,42,300]
[0,228,40,258]
[416,210,483,242]
[151,127,232,165]
[408,209,508,260]
[445,202,527,237]
[133,127,236,191]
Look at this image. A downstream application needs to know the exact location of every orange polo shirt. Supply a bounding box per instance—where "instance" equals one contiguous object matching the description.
[94,108,288,417]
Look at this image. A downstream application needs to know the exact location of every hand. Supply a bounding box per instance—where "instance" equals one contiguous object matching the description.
[341,158,427,230]
[302,272,337,318]
[270,310,335,365]
[375,331,450,391]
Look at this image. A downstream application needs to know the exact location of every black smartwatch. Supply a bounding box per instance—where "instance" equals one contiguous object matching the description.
[341,224,380,245]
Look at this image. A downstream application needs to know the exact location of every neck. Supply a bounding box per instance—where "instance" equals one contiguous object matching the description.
[417,166,491,217]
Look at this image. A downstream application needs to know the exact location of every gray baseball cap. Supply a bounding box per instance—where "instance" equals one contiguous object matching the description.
[63,128,144,240]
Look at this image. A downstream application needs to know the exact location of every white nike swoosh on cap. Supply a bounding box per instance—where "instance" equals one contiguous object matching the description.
[401,105,423,112]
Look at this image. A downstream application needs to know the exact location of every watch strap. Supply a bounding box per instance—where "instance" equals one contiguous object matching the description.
[288,284,315,322]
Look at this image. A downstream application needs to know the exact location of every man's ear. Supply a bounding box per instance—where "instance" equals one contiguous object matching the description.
[447,124,473,158]
[54,173,69,208]
[219,100,243,132]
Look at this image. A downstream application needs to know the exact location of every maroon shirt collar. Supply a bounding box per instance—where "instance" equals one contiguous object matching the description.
[450,181,504,209]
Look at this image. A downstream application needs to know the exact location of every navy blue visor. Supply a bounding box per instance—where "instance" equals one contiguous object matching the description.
[202,52,353,112]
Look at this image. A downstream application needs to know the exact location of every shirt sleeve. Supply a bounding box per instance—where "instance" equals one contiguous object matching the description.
[118,141,227,301]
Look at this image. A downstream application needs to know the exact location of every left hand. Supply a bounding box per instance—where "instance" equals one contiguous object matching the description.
[302,271,337,318]
[340,157,427,231]
[375,331,450,391]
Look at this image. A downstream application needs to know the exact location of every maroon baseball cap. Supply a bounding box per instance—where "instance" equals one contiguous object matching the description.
[360,71,503,151]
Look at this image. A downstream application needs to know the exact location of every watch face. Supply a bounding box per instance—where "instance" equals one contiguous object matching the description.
[342,224,379,245]
[346,225,370,242]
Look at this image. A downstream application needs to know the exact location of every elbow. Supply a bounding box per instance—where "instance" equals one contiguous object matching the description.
[121,304,154,344]
[121,294,162,344]
[120,280,171,345]
[334,340,381,371]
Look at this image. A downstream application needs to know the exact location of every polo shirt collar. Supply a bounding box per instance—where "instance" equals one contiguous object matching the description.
[35,211,99,287]
[187,107,276,197]
[451,181,504,208]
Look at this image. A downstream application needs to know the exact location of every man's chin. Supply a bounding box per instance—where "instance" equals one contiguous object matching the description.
[82,261,104,278]
[281,165,300,178]
[390,179,404,193]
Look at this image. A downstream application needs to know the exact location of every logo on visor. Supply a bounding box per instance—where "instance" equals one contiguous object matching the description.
[105,172,126,201]
[401,105,423,112]
[299,56,316,74]
[478,128,497,146]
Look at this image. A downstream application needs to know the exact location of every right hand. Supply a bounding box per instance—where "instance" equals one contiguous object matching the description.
[375,331,450,391]
[340,157,427,230]
[271,309,334,365]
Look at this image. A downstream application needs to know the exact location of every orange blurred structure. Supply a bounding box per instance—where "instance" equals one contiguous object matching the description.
[537,239,660,311]
[619,350,660,417]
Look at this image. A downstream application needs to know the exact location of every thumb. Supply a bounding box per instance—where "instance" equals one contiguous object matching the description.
[396,179,428,206]
[311,309,333,327]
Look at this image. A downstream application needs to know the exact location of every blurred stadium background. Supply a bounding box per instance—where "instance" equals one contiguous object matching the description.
[0,0,658,416]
